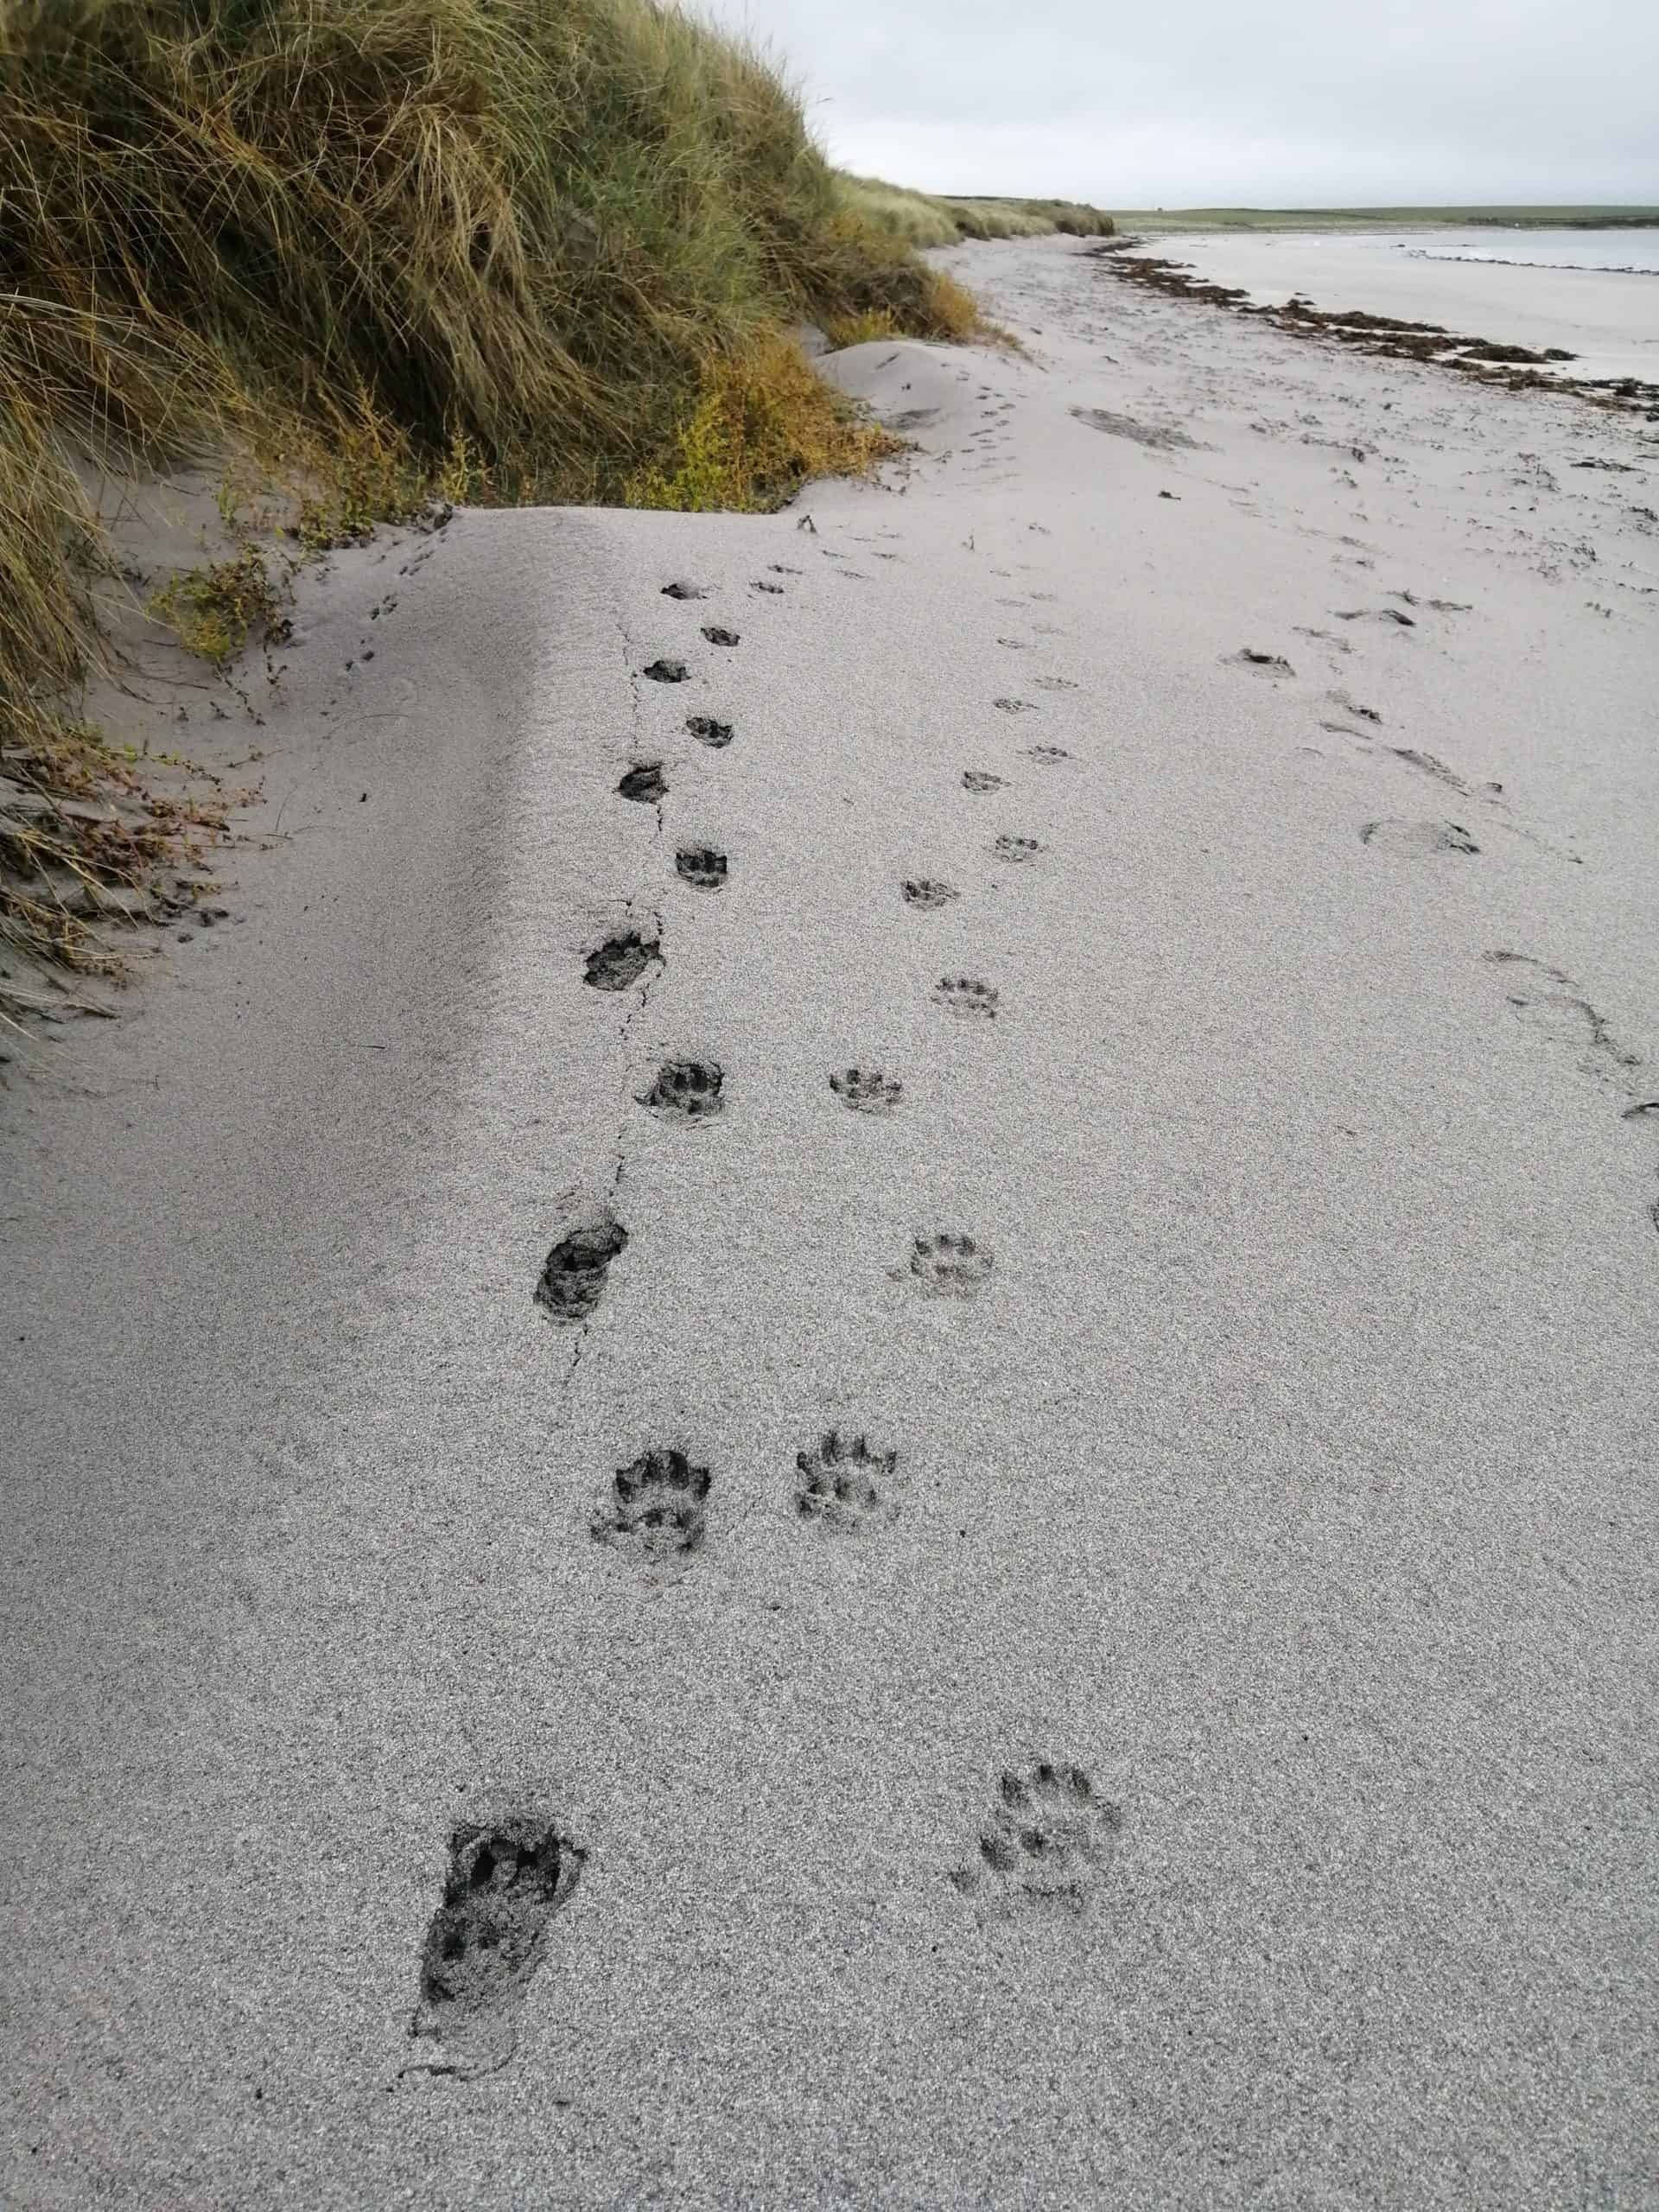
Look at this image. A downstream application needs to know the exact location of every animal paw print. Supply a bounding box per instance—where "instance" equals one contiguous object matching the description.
[1033,677,1077,693]
[701,626,740,647]
[935,976,998,1020]
[903,1232,992,1298]
[830,1068,903,1114]
[618,762,665,803]
[992,697,1034,714]
[585,934,661,991]
[685,715,732,747]
[660,581,709,601]
[676,845,728,890]
[992,835,1042,862]
[902,878,959,909]
[642,658,688,683]
[593,1449,710,1564]
[962,771,1007,793]
[1024,744,1071,765]
[535,1217,627,1323]
[751,580,784,594]
[639,1059,723,1120]
[794,1430,899,1532]
[951,1763,1123,1911]
[409,1810,585,2079]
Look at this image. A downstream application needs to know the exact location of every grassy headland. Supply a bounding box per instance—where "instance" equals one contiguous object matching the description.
[3,0,1068,1020]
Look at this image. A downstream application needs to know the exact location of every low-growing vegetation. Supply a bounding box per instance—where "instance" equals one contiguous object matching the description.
[0,0,1012,1021]
[839,175,1116,250]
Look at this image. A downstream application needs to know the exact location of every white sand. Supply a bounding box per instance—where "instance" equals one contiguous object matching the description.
[3,236,1657,2207]
[1125,227,1659,385]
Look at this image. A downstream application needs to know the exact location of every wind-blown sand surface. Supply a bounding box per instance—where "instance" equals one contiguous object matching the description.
[1125,227,1659,385]
[3,235,1657,2208]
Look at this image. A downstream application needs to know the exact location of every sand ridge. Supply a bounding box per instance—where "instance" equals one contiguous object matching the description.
[3,236,1656,2207]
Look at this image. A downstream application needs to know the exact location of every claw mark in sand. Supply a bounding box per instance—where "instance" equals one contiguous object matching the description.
[830,1068,903,1114]
[593,1449,711,1565]
[900,1232,993,1298]
[795,1430,900,1532]
[407,1807,585,2080]
[1360,819,1479,855]
[617,763,665,803]
[950,1763,1123,1914]
[536,1217,627,1324]
[639,1059,723,1121]
[902,879,959,910]
[676,846,728,891]
[584,933,661,990]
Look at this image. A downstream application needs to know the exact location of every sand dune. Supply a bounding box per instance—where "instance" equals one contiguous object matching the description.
[3,235,1656,2207]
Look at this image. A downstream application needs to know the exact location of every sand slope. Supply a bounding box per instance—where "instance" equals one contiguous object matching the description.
[3,237,1657,2209]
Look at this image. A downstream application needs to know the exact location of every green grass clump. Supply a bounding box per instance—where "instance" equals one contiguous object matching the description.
[149,549,286,670]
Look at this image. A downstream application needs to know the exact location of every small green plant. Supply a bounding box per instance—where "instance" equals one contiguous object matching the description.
[149,550,285,669]
[626,337,899,513]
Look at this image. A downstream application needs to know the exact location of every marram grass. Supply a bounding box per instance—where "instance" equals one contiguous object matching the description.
[0,0,1017,1011]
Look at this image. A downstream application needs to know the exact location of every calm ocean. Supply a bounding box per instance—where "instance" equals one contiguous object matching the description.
[1399,226,1659,276]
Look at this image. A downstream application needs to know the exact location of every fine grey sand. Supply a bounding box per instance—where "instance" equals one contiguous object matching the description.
[3,235,1657,2209]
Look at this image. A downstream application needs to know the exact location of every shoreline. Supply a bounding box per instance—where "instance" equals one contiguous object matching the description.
[1090,235,1659,409]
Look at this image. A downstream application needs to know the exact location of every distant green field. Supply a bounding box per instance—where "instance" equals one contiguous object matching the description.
[1110,206,1659,232]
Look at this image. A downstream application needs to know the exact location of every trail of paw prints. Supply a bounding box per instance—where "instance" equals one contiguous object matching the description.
[950,1763,1123,1916]
[795,1429,900,1533]
[405,1808,585,2079]
[896,1232,993,1299]
[592,1448,710,1568]
[830,1067,903,1115]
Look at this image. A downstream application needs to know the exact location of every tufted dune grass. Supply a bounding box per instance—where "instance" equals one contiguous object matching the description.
[0,0,989,1013]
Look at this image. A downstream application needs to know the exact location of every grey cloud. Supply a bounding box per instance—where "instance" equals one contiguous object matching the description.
[702,0,1659,204]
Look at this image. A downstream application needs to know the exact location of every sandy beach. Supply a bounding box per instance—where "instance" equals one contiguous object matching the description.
[3,233,1657,2207]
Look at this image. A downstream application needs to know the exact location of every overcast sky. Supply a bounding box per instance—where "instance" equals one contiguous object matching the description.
[699,0,1659,207]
